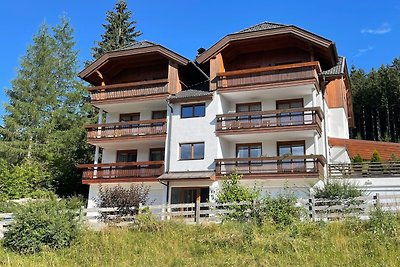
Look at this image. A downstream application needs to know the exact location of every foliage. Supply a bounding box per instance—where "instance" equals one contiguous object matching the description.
[134,207,164,232]
[0,159,53,201]
[370,150,382,163]
[2,219,400,266]
[96,184,150,221]
[367,208,398,236]
[352,154,363,163]
[350,58,400,142]
[216,172,260,221]
[3,197,82,254]
[91,0,142,59]
[0,17,93,197]
[254,194,301,226]
[314,180,362,199]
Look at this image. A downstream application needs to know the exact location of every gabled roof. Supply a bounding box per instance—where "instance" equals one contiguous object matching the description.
[238,21,287,33]
[329,137,400,161]
[322,56,346,76]
[195,22,338,65]
[79,40,190,81]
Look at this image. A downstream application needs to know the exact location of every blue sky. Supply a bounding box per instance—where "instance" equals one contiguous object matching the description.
[1,0,399,122]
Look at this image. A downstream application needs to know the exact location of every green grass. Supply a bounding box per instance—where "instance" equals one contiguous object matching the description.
[1,219,400,266]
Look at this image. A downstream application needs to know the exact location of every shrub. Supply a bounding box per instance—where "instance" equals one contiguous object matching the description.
[256,194,301,226]
[0,160,53,201]
[96,184,150,222]
[217,172,260,221]
[134,207,164,232]
[3,197,82,254]
[352,154,363,163]
[314,180,362,199]
[370,150,382,163]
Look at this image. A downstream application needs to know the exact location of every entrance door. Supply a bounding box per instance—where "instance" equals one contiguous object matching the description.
[171,187,209,204]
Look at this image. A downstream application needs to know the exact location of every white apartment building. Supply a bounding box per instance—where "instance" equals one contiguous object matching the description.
[79,22,399,207]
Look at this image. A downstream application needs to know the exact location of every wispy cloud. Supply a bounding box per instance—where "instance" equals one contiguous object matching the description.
[361,23,391,35]
[355,46,374,57]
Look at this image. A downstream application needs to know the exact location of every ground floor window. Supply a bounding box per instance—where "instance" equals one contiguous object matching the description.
[171,187,209,204]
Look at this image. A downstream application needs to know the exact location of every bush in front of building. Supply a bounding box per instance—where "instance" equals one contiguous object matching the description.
[3,197,82,254]
[96,184,150,222]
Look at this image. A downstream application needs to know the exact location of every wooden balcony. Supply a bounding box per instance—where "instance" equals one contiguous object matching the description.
[216,61,321,91]
[216,107,323,135]
[80,161,164,184]
[328,162,400,178]
[85,119,167,144]
[215,155,326,179]
[88,79,169,104]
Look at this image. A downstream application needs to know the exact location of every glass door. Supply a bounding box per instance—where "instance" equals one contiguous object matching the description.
[277,141,305,172]
[276,99,303,126]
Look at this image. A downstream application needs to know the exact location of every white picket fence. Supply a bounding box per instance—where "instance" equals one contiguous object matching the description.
[2,194,400,236]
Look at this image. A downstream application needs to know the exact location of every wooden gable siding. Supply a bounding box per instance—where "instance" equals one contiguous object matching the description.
[111,63,168,84]
[329,137,400,161]
[224,47,310,72]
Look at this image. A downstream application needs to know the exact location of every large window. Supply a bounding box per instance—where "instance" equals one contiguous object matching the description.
[117,150,137,162]
[236,143,262,158]
[276,99,304,126]
[180,142,205,160]
[181,103,205,118]
[236,102,262,124]
[149,148,165,161]
[120,113,140,122]
[277,141,305,171]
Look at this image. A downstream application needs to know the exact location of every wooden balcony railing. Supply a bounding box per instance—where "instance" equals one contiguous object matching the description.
[216,107,323,133]
[215,155,326,177]
[85,119,167,140]
[216,61,321,90]
[328,162,400,178]
[88,79,169,102]
[80,161,164,181]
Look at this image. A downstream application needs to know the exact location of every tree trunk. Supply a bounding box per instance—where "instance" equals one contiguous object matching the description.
[377,109,382,141]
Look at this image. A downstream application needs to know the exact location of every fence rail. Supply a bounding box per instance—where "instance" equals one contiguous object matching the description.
[2,194,400,236]
[328,162,400,178]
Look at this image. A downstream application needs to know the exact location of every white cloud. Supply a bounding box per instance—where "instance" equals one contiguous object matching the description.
[355,46,374,57]
[361,23,391,34]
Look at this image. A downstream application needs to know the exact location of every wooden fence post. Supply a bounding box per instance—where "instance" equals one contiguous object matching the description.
[195,199,200,224]
[375,193,380,208]
[309,197,316,221]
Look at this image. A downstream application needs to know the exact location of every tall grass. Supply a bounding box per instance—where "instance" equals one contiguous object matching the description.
[1,218,400,266]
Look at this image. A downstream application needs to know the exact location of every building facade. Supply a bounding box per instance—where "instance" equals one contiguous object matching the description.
[79,22,362,207]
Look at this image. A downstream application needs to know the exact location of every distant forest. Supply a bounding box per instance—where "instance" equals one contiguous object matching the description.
[350,58,400,142]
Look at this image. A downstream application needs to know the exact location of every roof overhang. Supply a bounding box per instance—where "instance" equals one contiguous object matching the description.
[158,171,216,181]
[196,25,338,66]
[79,44,190,83]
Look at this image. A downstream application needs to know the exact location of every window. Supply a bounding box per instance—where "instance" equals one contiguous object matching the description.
[276,99,304,126]
[236,102,261,112]
[120,113,140,122]
[277,141,306,172]
[149,148,165,161]
[236,143,262,158]
[117,150,137,162]
[152,110,167,120]
[180,142,204,160]
[181,103,205,118]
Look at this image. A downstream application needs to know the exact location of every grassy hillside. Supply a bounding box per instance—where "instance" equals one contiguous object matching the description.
[1,219,400,267]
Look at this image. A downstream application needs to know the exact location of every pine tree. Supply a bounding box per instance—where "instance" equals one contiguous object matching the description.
[91,0,142,59]
[0,24,58,163]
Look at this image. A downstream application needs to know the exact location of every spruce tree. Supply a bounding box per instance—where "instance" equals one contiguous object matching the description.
[91,0,142,59]
[0,24,58,163]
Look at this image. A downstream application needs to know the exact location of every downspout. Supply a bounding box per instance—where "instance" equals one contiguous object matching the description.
[158,100,174,203]
[320,76,330,179]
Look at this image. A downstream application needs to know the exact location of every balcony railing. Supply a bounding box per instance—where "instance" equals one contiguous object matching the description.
[216,61,321,90]
[80,161,164,181]
[85,119,167,140]
[88,79,169,102]
[216,107,323,133]
[215,155,326,177]
[328,162,400,178]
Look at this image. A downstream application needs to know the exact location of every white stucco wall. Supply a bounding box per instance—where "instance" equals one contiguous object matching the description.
[168,97,218,172]
[327,108,349,139]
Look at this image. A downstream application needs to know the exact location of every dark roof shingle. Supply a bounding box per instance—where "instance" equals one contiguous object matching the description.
[168,89,212,102]
[322,56,345,76]
[238,21,287,33]
[112,40,157,52]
